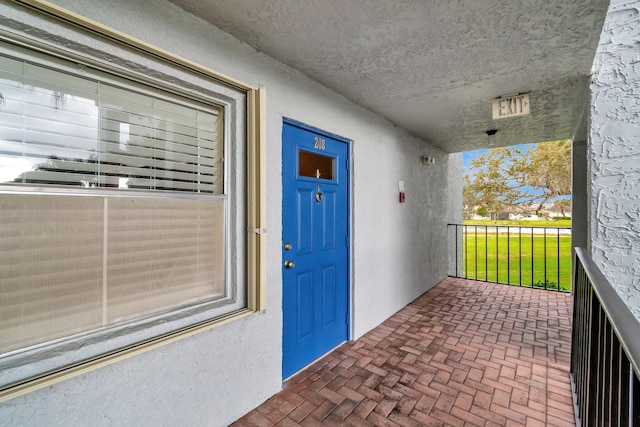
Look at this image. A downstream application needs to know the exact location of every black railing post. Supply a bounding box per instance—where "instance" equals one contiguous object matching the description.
[610,338,620,426]
[475,225,478,280]
[519,227,522,286]
[619,355,630,425]
[485,226,488,281]
[632,369,638,425]
[464,224,468,279]
[557,227,561,290]
[531,227,534,287]
[455,224,459,278]
[507,226,510,285]
[543,228,547,289]
[587,292,600,425]
[496,227,499,283]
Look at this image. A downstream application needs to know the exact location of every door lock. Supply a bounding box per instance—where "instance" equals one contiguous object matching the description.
[284,260,295,269]
[283,242,292,251]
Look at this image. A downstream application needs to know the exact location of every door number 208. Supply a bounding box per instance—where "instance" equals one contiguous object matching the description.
[314,136,326,150]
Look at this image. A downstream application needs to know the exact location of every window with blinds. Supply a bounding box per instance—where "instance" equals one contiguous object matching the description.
[0,53,227,354]
[0,56,223,194]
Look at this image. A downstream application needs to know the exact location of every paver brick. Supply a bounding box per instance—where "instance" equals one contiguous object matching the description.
[336,385,365,403]
[387,412,424,427]
[366,410,401,427]
[447,379,477,396]
[408,409,445,426]
[391,382,422,400]
[396,395,418,415]
[510,388,529,406]
[331,398,358,419]
[450,405,485,426]
[344,414,373,427]
[287,401,316,423]
[430,408,465,426]
[415,393,438,413]
[275,417,300,427]
[373,398,397,417]
[492,388,511,408]
[509,401,546,423]
[309,400,336,421]
[353,398,377,419]
[299,416,325,427]
[453,392,473,411]
[490,402,527,424]
[433,391,457,412]
[357,385,384,401]
[242,411,277,427]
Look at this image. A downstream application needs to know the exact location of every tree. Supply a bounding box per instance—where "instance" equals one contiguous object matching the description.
[475,206,488,218]
[462,174,478,219]
[551,199,572,217]
[463,147,522,219]
[463,140,572,218]
[509,140,572,216]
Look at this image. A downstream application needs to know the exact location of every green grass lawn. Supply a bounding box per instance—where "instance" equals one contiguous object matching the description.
[459,230,572,291]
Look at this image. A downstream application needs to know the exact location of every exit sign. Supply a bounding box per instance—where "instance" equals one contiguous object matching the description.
[492,94,530,119]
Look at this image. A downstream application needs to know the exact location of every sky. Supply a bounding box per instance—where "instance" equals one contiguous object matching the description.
[462,143,533,170]
[462,148,489,169]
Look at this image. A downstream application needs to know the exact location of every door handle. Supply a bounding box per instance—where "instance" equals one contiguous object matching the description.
[284,260,295,269]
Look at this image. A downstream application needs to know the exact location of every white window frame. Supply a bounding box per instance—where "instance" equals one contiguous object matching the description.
[0,0,266,402]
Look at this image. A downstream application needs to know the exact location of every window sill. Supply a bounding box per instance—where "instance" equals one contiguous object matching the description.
[0,308,254,403]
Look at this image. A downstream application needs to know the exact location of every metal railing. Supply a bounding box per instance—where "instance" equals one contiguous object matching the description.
[571,248,640,426]
[448,223,572,292]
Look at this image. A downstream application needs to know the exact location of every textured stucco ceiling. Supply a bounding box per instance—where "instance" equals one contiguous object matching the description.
[169,0,610,152]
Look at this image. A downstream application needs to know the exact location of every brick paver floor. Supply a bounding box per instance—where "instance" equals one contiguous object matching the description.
[232,278,575,426]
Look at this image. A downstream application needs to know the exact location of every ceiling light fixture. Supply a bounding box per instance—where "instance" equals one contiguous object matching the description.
[421,155,435,165]
[486,129,498,147]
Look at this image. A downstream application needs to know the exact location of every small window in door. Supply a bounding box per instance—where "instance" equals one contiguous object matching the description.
[299,150,334,180]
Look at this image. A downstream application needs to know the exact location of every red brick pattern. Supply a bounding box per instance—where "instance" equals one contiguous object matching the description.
[232,278,575,426]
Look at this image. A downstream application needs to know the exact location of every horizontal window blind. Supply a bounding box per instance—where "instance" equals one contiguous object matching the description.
[0,55,223,194]
[1,194,105,353]
[0,51,228,355]
[106,197,225,324]
[0,194,226,354]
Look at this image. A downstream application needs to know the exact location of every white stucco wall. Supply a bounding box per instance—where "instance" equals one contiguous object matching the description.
[0,1,461,426]
[351,131,461,339]
[589,0,640,320]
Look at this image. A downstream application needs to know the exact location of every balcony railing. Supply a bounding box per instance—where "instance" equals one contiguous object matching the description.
[571,247,640,426]
[448,223,571,292]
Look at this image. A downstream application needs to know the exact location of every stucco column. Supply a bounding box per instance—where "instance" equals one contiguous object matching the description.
[572,140,588,253]
[571,139,588,293]
[588,0,640,319]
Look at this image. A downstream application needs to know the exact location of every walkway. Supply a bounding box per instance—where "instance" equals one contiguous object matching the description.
[232,278,575,426]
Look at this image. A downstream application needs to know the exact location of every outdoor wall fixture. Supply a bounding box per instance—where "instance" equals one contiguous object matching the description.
[486,129,498,146]
[421,155,436,165]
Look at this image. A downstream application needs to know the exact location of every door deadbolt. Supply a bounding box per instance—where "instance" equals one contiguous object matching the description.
[284,260,295,269]
[283,242,292,251]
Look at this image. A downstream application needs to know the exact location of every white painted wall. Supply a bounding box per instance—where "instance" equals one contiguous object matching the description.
[0,0,461,426]
[589,0,640,320]
[352,133,461,338]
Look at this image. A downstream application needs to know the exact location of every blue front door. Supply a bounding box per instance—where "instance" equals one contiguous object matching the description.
[282,120,349,379]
